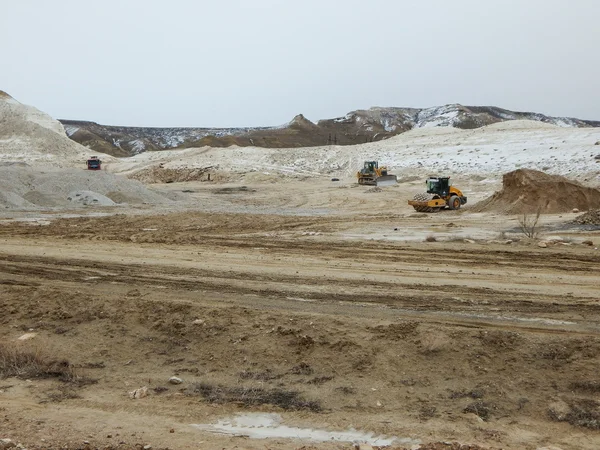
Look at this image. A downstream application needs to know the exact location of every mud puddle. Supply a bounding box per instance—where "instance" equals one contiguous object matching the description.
[192,413,419,446]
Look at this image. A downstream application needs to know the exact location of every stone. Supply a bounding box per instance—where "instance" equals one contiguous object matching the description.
[537,241,548,248]
[572,208,579,213]
[169,376,183,385]
[582,240,594,246]
[129,386,149,399]
[17,332,37,341]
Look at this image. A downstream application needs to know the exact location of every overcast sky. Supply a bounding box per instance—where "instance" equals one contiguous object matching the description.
[2,0,599,127]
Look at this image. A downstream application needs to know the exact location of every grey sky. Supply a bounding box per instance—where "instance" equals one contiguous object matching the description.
[2,0,599,127]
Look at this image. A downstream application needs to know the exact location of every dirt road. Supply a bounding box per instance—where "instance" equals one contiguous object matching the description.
[1,209,599,449]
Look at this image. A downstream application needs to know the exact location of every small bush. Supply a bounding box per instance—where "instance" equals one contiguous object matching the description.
[570,381,600,393]
[549,399,600,430]
[335,386,356,395]
[0,343,74,381]
[187,382,321,412]
[450,389,484,399]
[419,332,449,354]
[238,369,282,381]
[290,362,313,375]
[518,208,542,238]
[464,401,495,421]
[425,235,437,242]
[307,376,334,385]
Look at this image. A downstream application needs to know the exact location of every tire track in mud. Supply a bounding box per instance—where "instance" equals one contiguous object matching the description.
[0,252,596,308]
[1,250,599,337]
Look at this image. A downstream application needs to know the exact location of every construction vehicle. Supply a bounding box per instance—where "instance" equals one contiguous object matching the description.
[408,176,467,212]
[356,161,397,186]
[86,156,101,170]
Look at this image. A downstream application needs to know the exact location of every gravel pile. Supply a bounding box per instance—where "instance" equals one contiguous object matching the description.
[572,209,600,225]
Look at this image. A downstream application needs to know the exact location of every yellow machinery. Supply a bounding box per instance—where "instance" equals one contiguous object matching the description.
[357,161,397,186]
[408,176,467,212]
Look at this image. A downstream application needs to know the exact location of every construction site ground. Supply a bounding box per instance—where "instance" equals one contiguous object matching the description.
[1,178,599,450]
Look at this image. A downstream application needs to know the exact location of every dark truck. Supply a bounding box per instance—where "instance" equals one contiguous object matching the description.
[86,156,102,170]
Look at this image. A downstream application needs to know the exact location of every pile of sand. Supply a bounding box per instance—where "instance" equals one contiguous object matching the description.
[0,166,172,210]
[472,169,600,214]
[0,91,114,168]
[573,209,600,225]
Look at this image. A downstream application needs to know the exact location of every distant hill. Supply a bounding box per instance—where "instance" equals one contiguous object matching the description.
[60,104,600,157]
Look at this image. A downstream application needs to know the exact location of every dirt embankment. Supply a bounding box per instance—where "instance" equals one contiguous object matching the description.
[472,169,600,214]
[127,165,219,184]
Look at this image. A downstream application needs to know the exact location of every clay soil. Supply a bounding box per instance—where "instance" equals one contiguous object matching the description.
[1,179,600,450]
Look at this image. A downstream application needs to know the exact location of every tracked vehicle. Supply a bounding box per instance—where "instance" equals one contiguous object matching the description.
[356,161,397,186]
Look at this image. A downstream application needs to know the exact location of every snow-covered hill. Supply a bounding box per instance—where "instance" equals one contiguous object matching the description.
[110,120,600,188]
[60,104,600,157]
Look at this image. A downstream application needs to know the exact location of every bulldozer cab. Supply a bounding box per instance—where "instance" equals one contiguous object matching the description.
[426,177,450,196]
[363,161,378,173]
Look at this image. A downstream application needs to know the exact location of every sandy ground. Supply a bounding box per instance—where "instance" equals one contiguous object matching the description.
[1,94,600,449]
[1,175,599,450]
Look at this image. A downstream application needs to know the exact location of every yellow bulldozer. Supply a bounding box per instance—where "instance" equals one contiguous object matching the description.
[408,176,467,212]
[357,161,397,186]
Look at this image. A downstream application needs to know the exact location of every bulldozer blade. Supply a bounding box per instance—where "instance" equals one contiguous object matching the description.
[375,175,397,187]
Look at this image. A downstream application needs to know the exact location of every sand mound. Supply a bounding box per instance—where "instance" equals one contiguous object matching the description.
[0,91,114,168]
[572,209,600,225]
[0,166,172,210]
[472,169,600,214]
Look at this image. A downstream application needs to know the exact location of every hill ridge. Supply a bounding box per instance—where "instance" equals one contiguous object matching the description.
[54,102,600,156]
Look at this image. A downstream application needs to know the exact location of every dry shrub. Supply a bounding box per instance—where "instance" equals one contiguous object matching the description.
[238,369,282,381]
[370,321,419,340]
[464,401,496,421]
[290,362,313,375]
[419,405,437,421]
[187,382,321,412]
[549,399,600,430]
[43,386,82,403]
[518,208,542,238]
[425,235,437,242]
[419,332,449,354]
[335,386,356,395]
[0,342,74,381]
[307,375,334,385]
[570,381,600,393]
[478,330,522,350]
[537,343,573,361]
[450,389,484,400]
